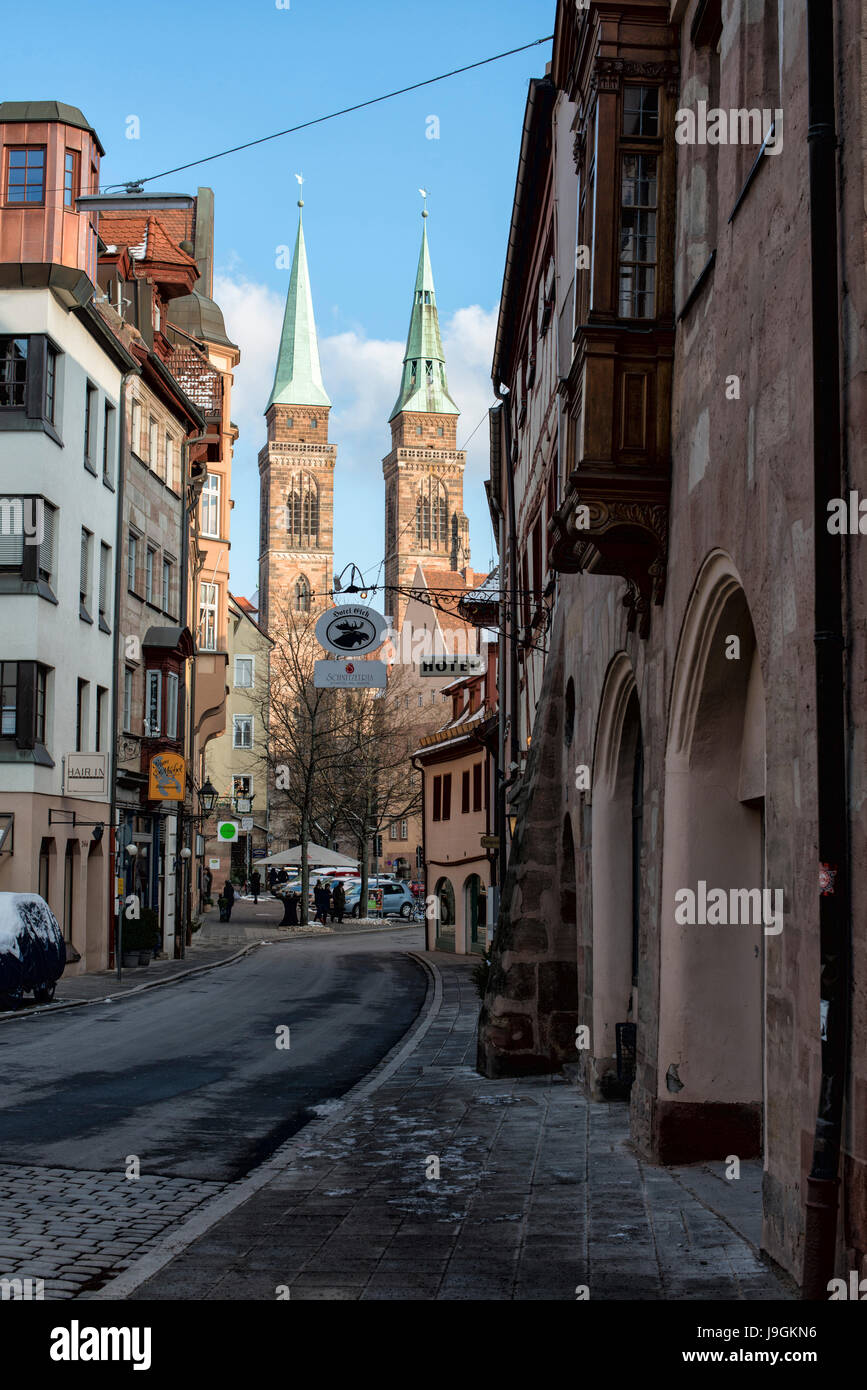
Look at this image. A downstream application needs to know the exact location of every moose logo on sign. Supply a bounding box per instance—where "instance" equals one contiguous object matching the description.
[314,604,388,657]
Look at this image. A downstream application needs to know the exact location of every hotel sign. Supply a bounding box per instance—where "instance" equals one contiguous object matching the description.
[419,655,483,678]
[148,752,186,801]
[65,752,108,799]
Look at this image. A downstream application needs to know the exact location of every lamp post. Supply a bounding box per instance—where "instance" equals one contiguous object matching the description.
[117,842,138,984]
[191,779,219,943]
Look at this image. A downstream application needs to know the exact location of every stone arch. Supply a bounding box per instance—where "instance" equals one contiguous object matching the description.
[463,872,487,954]
[656,550,767,1161]
[434,875,455,947]
[589,652,642,1097]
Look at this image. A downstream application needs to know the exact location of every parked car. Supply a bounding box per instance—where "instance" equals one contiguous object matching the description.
[344,880,416,919]
[0,893,66,1010]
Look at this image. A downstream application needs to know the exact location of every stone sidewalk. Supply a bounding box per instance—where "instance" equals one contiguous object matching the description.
[118,954,791,1302]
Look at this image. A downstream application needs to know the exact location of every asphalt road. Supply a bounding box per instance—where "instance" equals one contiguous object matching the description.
[0,928,427,1181]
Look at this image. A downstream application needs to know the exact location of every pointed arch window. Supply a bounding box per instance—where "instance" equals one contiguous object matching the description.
[285,473,319,547]
[294,575,311,612]
[415,479,448,548]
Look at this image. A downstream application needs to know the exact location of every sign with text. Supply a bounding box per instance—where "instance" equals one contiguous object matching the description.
[314,660,388,689]
[314,603,388,656]
[217,821,239,842]
[148,752,186,801]
[419,654,483,678]
[65,752,108,799]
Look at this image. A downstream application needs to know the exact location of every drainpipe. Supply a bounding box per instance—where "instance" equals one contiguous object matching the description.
[802,0,852,1301]
[108,366,139,972]
[494,384,520,782]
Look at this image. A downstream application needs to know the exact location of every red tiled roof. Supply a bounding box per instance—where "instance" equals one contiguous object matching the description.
[98,213,199,270]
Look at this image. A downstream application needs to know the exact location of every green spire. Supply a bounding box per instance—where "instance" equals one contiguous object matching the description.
[267,206,331,410]
[389,216,459,421]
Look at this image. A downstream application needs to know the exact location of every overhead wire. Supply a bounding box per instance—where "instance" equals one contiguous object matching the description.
[101,36,555,192]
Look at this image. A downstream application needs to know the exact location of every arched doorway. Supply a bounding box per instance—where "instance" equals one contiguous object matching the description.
[434,876,455,950]
[656,552,766,1162]
[463,874,487,955]
[590,654,642,1097]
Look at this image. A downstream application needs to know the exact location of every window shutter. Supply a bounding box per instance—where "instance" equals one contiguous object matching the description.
[442,774,452,821]
[0,506,24,565]
[39,503,54,579]
[80,531,90,598]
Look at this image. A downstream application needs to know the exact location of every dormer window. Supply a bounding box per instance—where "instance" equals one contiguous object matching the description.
[425,360,434,382]
[410,361,418,385]
[424,291,431,304]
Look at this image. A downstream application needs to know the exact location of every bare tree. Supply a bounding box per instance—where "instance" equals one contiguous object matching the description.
[326,663,431,915]
[254,600,353,924]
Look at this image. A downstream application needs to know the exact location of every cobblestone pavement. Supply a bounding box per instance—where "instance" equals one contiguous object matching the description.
[117,956,792,1303]
[0,1165,227,1299]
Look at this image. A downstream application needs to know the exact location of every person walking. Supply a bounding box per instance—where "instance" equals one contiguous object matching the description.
[220,879,235,922]
[313,879,328,924]
[332,881,345,925]
[250,869,261,903]
[268,867,277,891]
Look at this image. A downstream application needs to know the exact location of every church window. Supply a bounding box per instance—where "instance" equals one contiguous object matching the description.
[425,360,434,382]
[424,291,431,305]
[285,473,319,546]
[437,426,444,437]
[286,416,293,428]
[310,417,318,429]
[294,575,311,612]
[416,426,423,436]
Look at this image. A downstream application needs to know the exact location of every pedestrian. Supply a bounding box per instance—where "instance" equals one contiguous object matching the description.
[268,867,277,891]
[202,867,212,902]
[221,879,235,921]
[250,869,261,903]
[332,881,345,925]
[313,879,329,924]
[278,868,288,885]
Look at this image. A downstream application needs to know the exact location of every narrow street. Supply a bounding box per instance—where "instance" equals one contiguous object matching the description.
[0,929,791,1302]
[0,929,426,1297]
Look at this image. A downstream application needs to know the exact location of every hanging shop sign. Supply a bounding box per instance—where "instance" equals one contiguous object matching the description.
[217,821,239,842]
[65,752,108,799]
[314,603,388,656]
[419,655,483,677]
[314,660,388,689]
[148,752,186,801]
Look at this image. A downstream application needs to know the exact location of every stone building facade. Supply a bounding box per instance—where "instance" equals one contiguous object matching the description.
[383,216,470,634]
[478,0,867,1295]
[258,206,335,630]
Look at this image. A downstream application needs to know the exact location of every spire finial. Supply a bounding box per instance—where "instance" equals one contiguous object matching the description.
[295,171,304,209]
[419,186,429,219]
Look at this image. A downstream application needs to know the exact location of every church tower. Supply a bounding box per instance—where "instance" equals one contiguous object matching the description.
[258,199,335,632]
[383,212,469,632]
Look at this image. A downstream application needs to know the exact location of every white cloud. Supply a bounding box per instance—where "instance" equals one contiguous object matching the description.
[214,272,499,599]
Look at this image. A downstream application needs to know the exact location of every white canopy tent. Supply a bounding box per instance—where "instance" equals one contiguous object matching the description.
[257,842,359,869]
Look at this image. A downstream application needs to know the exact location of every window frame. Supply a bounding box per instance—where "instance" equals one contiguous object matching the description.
[234,655,254,688]
[5,145,46,206]
[232,714,253,750]
[145,669,162,738]
[79,528,92,620]
[83,381,97,471]
[200,473,221,538]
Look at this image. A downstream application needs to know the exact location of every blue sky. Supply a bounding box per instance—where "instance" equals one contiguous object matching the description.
[6,0,554,603]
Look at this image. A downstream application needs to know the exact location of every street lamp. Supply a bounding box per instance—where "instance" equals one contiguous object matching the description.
[199,779,218,815]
